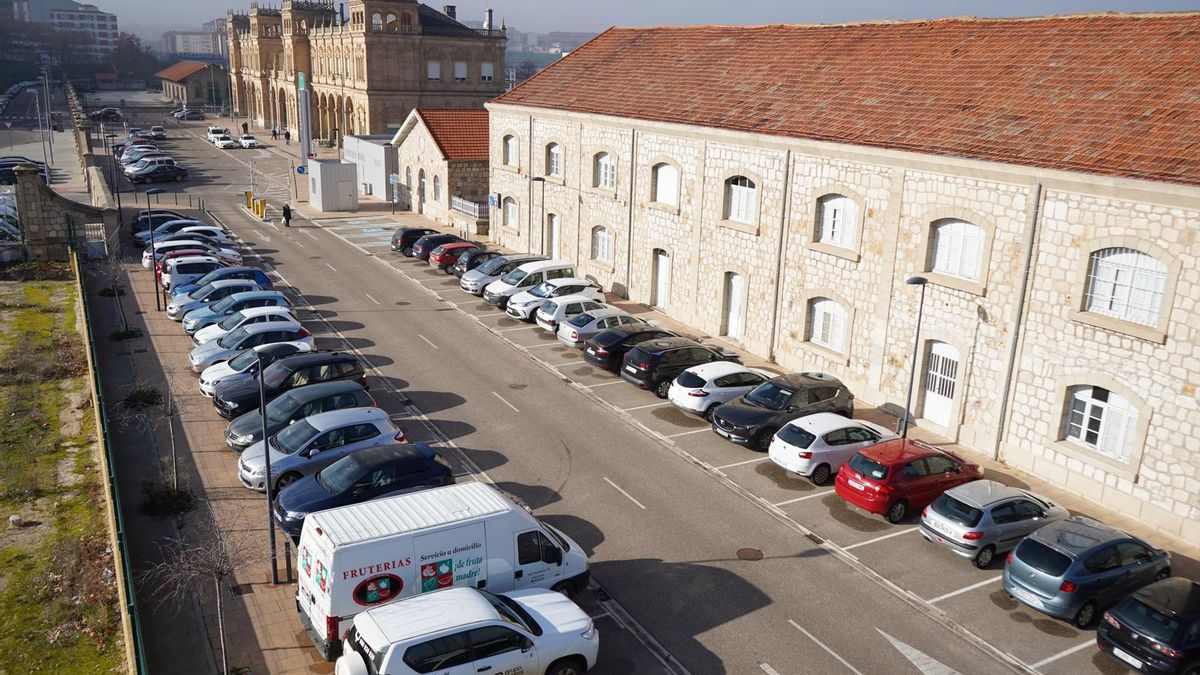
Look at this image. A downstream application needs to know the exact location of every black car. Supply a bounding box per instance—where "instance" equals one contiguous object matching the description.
[390,227,438,256]
[180,110,205,121]
[411,233,463,261]
[583,326,699,372]
[130,210,189,236]
[128,163,187,184]
[1097,577,1200,674]
[620,337,741,398]
[272,443,454,538]
[224,380,375,451]
[212,351,367,419]
[451,248,501,278]
[711,372,854,450]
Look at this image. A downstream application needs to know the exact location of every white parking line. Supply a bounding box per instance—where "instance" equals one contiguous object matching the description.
[773,490,833,506]
[414,275,450,284]
[759,665,781,675]
[788,620,864,675]
[926,576,1002,604]
[418,334,438,349]
[586,380,624,388]
[364,293,380,305]
[491,391,519,413]
[498,325,537,332]
[664,428,711,439]
[302,229,319,240]
[842,527,919,551]
[623,402,671,412]
[603,477,646,510]
[554,360,587,367]
[325,262,338,272]
[714,456,769,470]
[524,342,560,349]
[1029,639,1094,669]
[294,239,305,248]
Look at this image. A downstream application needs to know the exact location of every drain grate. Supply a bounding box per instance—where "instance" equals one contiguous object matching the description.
[231,583,254,596]
[805,533,825,546]
[737,547,764,561]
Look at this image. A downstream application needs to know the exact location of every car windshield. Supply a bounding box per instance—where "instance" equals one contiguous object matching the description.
[217,311,246,330]
[271,419,319,455]
[261,363,290,388]
[848,453,889,480]
[209,296,237,313]
[745,382,797,410]
[316,456,363,493]
[1117,599,1183,644]
[500,268,528,285]
[193,270,223,287]
[568,313,594,328]
[1014,539,1072,576]
[476,257,507,275]
[930,494,983,527]
[480,590,537,633]
[227,349,259,372]
[216,327,249,348]
[265,390,301,422]
[193,284,218,300]
[529,282,554,298]
[776,424,816,449]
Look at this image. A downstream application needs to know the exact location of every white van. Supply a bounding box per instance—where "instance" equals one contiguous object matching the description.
[296,482,590,660]
[482,259,576,309]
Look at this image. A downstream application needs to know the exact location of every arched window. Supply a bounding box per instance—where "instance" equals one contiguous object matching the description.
[385,13,397,30]
[405,166,412,187]
[433,175,441,201]
[370,13,382,30]
[502,197,518,229]
[1063,385,1138,461]
[590,226,612,262]
[931,218,985,281]
[724,175,756,223]
[651,162,678,206]
[816,194,857,249]
[807,297,848,353]
[502,135,518,166]
[545,143,563,177]
[593,152,615,189]
[1084,248,1167,327]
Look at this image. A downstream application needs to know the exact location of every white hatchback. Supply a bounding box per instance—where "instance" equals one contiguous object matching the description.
[336,587,598,675]
[667,361,775,420]
[192,306,298,345]
[768,412,896,485]
[534,294,609,333]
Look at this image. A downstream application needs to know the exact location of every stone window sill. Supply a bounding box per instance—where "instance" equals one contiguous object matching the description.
[497,164,522,176]
[586,259,615,275]
[1069,311,1167,344]
[646,201,680,216]
[925,271,987,297]
[806,240,860,263]
[798,340,850,366]
[718,218,759,236]
[1047,437,1139,483]
[585,185,618,200]
[539,175,565,186]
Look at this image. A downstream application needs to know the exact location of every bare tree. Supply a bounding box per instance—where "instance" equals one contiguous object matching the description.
[94,232,131,332]
[113,378,182,491]
[142,505,260,675]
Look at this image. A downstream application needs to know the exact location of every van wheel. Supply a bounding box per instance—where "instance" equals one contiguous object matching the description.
[810,464,832,486]
[1073,600,1097,628]
[885,499,908,524]
[545,657,585,675]
[972,545,996,569]
[653,379,671,399]
[276,472,301,489]
[551,580,575,596]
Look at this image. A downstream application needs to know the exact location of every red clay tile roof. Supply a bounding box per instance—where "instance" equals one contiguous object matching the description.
[493,14,1200,186]
[154,60,211,82]
[416,109,489,160]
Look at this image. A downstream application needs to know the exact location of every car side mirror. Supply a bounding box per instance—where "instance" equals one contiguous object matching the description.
[786,405,799,412]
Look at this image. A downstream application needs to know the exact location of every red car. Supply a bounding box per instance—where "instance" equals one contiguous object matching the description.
[428,242,480,273]
[834,438,983,524]
[155,248,208,281]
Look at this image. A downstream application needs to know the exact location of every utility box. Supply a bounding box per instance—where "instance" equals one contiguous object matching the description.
[343,135,396,201]
[308,160,359,212]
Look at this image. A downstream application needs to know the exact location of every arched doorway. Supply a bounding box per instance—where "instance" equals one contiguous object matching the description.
[277,87,289,131]
[651,249,670,309]
[417,169,426,214]
[721,272,745,339]
[921,341,959,428]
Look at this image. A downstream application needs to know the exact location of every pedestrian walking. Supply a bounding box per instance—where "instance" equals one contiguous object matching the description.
[241,121,248,135]
[282,203,292,228]
[284,130,291,145]
[271,126,278,140]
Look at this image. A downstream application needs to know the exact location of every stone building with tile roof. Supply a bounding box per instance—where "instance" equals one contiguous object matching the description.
[226,0,505,142]
[155,60,231,107]
[392,108,490,231]
[485,13,1200,541]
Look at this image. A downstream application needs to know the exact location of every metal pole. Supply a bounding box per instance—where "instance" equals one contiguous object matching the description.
[900,281,927,438]
[258,351,280,584]
[147,191,160,311]
[43,72,53,160]
[34,98,47,167]
[540,180,546,254]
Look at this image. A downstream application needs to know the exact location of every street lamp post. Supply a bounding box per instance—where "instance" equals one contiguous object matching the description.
[104,133,123,230]
[145,188,165,310]
[899,275,928,438]
[256,349,280,584]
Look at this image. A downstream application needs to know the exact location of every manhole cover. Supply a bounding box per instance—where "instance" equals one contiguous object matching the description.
[737,548,764,561]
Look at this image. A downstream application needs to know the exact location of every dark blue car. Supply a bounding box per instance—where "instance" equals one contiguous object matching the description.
[272,443,453,538]
[171,266,272,298]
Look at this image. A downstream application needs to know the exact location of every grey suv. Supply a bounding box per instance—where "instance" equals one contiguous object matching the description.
[1003,516,1171,627]
[711,372,854,450]
[920,479,1069,568]
[458,253,546,296]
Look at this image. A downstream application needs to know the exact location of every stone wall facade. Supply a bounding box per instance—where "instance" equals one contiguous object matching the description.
[14,166,114,260]
[394,117,487,232]
[487,102,1200,542]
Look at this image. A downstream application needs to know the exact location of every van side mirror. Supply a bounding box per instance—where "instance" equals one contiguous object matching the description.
[543,546,562,566]
[521,637,534,652]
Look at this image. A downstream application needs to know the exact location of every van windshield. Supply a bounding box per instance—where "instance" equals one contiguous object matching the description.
[500,268,528,285]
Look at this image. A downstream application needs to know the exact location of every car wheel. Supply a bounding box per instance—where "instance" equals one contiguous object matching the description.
[550,580,576,596]
[653,379,671,399]
[1073,600,1097,628]
[703,404,718,422]
[885,499,908,524]
[545,658,585,675]
[276,472,301,489]
[442,264,452,275]
[810,463,832,486]
[1154,569,1171,582]
[754,428,775,452]
[972,545,996,569]
[401,245,413,256]
[174,174,185,182]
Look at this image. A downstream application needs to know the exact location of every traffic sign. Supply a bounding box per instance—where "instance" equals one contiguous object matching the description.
[296,166,306,174]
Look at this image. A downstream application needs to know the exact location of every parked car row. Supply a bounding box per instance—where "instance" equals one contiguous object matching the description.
[117,129,188,183]
[206,125,257,149]
[160,223,601,672]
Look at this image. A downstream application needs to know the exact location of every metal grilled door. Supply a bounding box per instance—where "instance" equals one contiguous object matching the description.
[922,341,958,427]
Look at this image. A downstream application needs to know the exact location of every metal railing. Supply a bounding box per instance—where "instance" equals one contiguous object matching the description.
[451,195,488,220]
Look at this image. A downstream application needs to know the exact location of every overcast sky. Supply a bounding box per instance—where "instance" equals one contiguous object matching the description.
[116,0,1199,40]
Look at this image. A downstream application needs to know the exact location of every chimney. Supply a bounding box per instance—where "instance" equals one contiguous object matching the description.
[442,5,455,20]
[484,8,492,29]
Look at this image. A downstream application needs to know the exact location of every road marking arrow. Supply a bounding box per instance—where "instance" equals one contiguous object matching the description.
[877,629,960,675]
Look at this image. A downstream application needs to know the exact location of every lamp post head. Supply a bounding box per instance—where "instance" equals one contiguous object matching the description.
[906,275,928,286]
[530,176,545,183]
